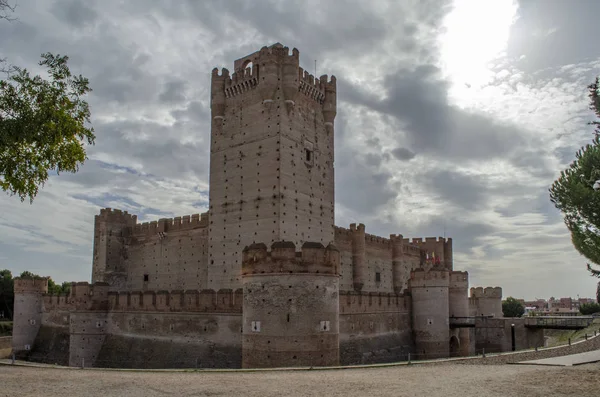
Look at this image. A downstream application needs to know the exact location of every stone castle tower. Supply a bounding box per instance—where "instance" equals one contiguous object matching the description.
[241,241,341,368]
[208,43,337,290]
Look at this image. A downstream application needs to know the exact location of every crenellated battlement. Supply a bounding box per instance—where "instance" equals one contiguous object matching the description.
[14,277,48,294]
[334,225,353,237]
[449,271,469,289]
[96,208,137,225]
[390,234,404,242]
[43,283,243,314]
[403,236,453,269]
[407,237,452,244]
[130,212,208,237]
[470,286,503,299]
[364,232,391,249]
[339,290,410,314]
[241,241,340,276]
[211,43,336,110]
[108,288,242,313]
[42,281,109,311]
[401,239,422,256]
[349,223,365,232]
[223,65,259,99]
[297,67,331,104]
[408,268,450,290]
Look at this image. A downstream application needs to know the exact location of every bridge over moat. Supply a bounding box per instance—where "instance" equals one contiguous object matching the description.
[449,316,595,330]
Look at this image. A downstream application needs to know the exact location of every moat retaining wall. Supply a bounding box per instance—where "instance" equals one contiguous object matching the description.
[339,291,413,365]
[95,312,242,368]
[0,336,12,358]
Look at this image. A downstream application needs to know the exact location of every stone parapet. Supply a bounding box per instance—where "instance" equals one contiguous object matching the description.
[14,278,48,294]
[130,212,208,237]
[241,241,340,276]
[339,291,410,314]
[470,286,502,299]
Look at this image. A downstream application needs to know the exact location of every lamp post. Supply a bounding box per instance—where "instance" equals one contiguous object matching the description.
[511,323,516,352]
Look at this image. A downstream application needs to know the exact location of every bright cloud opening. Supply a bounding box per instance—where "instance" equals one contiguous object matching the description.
[439,0,519,101]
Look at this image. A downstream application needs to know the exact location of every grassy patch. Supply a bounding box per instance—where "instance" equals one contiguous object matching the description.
[545,319,600,347]
[0,321,12,336]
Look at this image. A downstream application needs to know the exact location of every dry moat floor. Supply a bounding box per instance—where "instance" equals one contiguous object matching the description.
[0,362,599,397]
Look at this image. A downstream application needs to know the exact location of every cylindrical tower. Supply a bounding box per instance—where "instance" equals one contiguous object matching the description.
[12,277,48,353]
[391,234,404,293]
[322,75,337,135]
[92,208,137,287]
[449,271,470,356]
[241,241,340,368]
[443,238,453,270]
[257,46,278,106]
[470,287,503,317]
[350,223,366,292]
[282,48,299,113]
[210,67,228,136]
[409,268,450,359]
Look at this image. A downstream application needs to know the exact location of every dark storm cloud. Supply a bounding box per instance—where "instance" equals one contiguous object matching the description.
[170,100,211,123]
[358,211,497,256]
[50,0,98,29]
[341,65,529,161]
[423,169,489,211]
[90,119,210,179]
[335,141,397,215]
[391,147,416,161]
[58,160,144,188]
[159,79,188,104]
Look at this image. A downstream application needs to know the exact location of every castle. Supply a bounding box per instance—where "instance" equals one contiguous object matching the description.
[11,43,543,368]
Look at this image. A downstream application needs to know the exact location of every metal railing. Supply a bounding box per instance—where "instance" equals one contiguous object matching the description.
[449,317,476,328]
[525,316,594,329]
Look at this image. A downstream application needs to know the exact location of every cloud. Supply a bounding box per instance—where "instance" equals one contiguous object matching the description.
[391,147,416,161]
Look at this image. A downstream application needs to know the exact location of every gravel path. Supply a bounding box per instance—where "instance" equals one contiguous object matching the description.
[1,362,599,397]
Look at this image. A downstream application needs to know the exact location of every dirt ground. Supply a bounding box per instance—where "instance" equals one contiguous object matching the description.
[0,362,599,397]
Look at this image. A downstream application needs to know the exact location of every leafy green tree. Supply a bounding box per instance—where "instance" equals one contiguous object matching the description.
[0,53,95,202]
[580,302,600,315]
[19,270,41,279]
[502,296,525,318]
[550,77,600,278]
[0,269,14,319]
[0,3,95,203]
[47,278,71,295]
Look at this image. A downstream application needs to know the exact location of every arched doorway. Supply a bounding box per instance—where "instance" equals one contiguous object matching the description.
[449,335,460,357]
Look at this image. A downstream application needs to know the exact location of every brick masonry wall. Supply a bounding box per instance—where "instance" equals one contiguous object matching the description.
[124,226,209,291]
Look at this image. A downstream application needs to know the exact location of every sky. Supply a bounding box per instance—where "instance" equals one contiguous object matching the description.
[0,0,599,301]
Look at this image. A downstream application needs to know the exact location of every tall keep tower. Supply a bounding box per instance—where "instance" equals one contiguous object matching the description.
[208,43,337,289]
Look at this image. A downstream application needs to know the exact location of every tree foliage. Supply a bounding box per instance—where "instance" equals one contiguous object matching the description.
[0,53,95,202]
[0,269,14,319]
[502,296,525,318]
[549,77,600,278]
[579,302,600,315]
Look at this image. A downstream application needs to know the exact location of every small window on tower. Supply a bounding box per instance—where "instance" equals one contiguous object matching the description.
[375,272,381,283]
[305,148,312,162]
[143,274,149,282]
[304,139,314,166]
